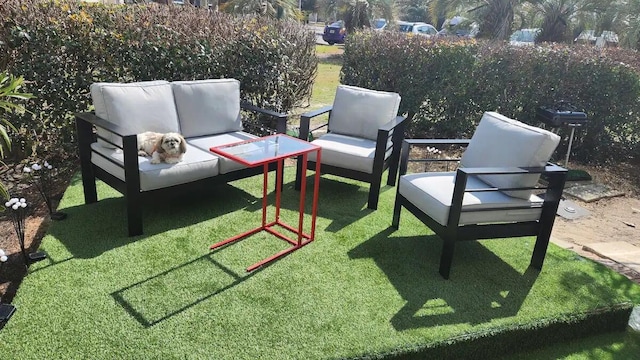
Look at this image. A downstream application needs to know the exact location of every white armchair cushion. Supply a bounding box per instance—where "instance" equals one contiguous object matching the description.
[307,133,393,174]
[460,112,560,199]
[172,79,243,138]
[399,172,543,226]
[90,80,180,149]
[329,85,401,141]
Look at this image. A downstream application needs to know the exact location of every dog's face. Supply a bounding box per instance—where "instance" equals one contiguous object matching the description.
[156,133,186,155]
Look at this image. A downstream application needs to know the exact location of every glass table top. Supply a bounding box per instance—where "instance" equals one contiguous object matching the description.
[210,134,319,166]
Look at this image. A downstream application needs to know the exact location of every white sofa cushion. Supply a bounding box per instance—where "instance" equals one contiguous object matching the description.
[460,112,560,199]
[329,85,401,141]
[90,142,220,191]
[187,131,259,174]
[90,81,180,149]
[399,172,543,226]
[172,79,243,138]
[307,133,392,174]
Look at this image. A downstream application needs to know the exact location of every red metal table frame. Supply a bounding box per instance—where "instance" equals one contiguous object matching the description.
[209,134,321,272]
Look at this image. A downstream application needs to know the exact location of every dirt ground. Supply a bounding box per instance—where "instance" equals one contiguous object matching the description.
[1,160,639,305]
[549,162,640,283]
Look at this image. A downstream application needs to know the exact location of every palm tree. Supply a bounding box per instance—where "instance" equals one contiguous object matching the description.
[220,0,302,19]
[319,0,394,32]
[428,0,523,40]
[531,0,578,43]
[619,0,640,49]
[471,0,518,40]
[0,73,33,201]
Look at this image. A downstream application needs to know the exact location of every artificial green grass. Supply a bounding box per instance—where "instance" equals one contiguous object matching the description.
[501,329,640,360]
[567,169,593,181]
[0,170,638,359]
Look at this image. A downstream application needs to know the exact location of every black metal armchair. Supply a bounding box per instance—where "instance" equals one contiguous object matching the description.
[295,85,408,210]
[391,112,568,279]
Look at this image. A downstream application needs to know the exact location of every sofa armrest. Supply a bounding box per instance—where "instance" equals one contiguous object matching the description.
[240,101,288,134]
[75,112,135,142]
[298,105,332,141]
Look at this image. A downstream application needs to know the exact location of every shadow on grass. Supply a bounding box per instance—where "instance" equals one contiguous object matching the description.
[47,183,260,259]
[111,252,264,327]
[318,54,343,66]
[349,227,538,330]
[278,175,396,232]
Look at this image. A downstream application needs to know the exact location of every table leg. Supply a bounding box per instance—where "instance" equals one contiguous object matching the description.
[262,163,268,227]
[297,153,308,245]
[310,149,321,241]
[275,159,283,223]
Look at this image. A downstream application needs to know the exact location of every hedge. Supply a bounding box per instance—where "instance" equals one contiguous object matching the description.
[342,31,640,164]
[0,0,317,162]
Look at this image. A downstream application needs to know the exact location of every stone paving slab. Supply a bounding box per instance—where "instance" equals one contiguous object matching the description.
[563,183,624,202]
[582,242,640,273]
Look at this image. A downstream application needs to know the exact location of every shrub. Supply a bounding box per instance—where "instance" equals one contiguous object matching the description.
[342,31,640,164]
[0,0,317,162]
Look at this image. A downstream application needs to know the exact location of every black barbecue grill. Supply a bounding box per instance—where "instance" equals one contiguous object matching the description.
[536,101,588,165]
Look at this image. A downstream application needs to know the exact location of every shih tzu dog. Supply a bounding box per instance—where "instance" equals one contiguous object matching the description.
[137,131,187,164]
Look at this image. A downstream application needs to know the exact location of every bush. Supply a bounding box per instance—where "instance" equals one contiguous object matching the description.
[342,31,640,164]
[0,0,317,162]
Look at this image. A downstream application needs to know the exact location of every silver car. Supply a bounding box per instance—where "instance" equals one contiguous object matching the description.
[397,21,438,37]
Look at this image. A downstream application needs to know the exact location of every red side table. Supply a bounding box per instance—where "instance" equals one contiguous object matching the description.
[209,134,321,271]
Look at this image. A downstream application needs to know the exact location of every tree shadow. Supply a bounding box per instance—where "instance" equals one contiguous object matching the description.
[348,227,538,331]
[278,174,396,233]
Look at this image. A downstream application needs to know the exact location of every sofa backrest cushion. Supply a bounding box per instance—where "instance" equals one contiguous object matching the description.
[172,79,242,138]
[328,85,401,141]
[91,80,180,148]
[460,111,560,199]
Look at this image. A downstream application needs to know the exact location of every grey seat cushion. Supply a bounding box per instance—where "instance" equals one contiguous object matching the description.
[308,133,392,174]
[399,172,543,226]
[91,142,220,191]
[90,80,180,149]
[171,79,243,138]
[329,85,401,141]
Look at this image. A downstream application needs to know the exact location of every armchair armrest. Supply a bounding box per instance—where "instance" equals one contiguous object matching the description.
[298,105,332,140]
[449,163,567,222]
[379,115,408,132]
[399,139,471,176]
[240,101,289,134]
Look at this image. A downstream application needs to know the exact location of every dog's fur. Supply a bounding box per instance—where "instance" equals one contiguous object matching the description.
[137,131,187,164]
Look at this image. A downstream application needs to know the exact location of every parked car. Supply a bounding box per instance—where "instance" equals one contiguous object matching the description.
[373,18,387,31]
[397,21,438,37]
[575,30,597,44]
[509,28,540,46]
[322,21,346,45]
[437,16,479,38]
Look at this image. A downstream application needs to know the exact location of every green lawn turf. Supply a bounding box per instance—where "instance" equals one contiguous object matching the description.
[0,170,638,359]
